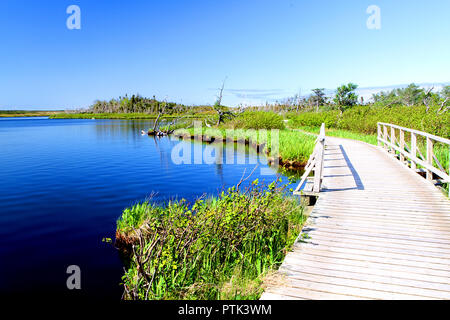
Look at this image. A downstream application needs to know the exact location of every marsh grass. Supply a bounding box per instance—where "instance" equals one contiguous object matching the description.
[226,111,286,130]
[116,179,306,300]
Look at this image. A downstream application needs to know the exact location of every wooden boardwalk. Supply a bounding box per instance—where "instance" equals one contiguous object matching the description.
[261,135,450,300]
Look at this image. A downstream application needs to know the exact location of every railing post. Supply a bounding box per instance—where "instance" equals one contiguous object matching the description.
[313,138,324,193]
[383,125,388,151]
[411,132,417,170]
[377,123,381,147]
[426,137,433,180]
[391,126,396,154]
[400,129,405,163]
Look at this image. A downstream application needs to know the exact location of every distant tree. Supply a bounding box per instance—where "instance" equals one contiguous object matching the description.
[396,83,424,107]
[311,88,327,112]
[422,87,435,112]
[333,83,359,113]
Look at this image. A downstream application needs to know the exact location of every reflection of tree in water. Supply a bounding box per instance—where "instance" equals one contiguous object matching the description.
[151,136,171,171]
[215,144,224,187]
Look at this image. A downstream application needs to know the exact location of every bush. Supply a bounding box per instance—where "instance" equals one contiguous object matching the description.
[116,179,305,300]
[288,106,450,138]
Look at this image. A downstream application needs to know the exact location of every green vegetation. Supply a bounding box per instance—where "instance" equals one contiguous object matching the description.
[226,111,286,130]
[287,105,449,138]
[116,179,306,300]
[334,83,359,113]
[50,113,209,120]
[0,110,61,117]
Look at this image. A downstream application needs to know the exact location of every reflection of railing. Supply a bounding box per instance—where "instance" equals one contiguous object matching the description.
[377,122,450,195]
[294,123,325,195]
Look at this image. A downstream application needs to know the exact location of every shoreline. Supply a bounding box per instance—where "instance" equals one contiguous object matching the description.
[49,113,211,120]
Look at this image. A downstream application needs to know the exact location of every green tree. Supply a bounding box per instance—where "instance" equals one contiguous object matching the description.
[333,83,358,113]
[396,83,424,106]
[311,88,327,112]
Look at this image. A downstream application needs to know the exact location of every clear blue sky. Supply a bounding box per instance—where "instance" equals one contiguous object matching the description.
[0,0,449,109]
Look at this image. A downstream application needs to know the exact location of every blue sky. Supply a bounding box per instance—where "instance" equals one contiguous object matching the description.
[0,0,449,109]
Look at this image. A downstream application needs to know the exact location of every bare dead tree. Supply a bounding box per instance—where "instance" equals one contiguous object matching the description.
[437,97,450,114]
[423,87,434,113]
[148,100,167,135]
[211,78,238,125]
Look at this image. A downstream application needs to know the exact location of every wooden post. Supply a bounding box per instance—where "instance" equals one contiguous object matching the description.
[400,129,405,163]
[391,127,396,154]
[377,123,381,147]
[411,132,417,170]
[383,125,388,150]
[313,140,324,193]
[426,137,433,180]
[312,123,325,193]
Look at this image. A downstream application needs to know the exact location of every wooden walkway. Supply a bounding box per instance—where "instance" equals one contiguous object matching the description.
[261,136,450,300]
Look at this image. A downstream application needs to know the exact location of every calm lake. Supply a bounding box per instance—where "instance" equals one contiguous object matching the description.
[0,117,292,299]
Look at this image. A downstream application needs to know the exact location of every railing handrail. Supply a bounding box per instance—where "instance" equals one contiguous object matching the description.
[377,122,450,195]
[377,122,450,146]
[294,123,326,194]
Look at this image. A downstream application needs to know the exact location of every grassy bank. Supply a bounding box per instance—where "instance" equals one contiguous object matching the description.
[49,112,210,120]
[116,179,306,300]
[0,110,61,117]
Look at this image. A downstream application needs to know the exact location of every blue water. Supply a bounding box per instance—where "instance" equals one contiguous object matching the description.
[0,117,287,299]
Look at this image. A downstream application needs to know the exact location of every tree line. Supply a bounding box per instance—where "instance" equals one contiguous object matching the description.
[253,83,450,114]
[79,94,212,115]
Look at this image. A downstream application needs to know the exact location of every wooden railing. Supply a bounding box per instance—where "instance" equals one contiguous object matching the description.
[294,123,326,195]
[377,122,450,195]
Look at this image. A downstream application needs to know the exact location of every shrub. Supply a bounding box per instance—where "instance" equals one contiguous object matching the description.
[288,106,450,138]
[116,179,305,300]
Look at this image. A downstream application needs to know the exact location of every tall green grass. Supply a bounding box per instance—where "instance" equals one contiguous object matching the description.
[227,111,286,130]
[287,105,449,138]
[116,180,306,300]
